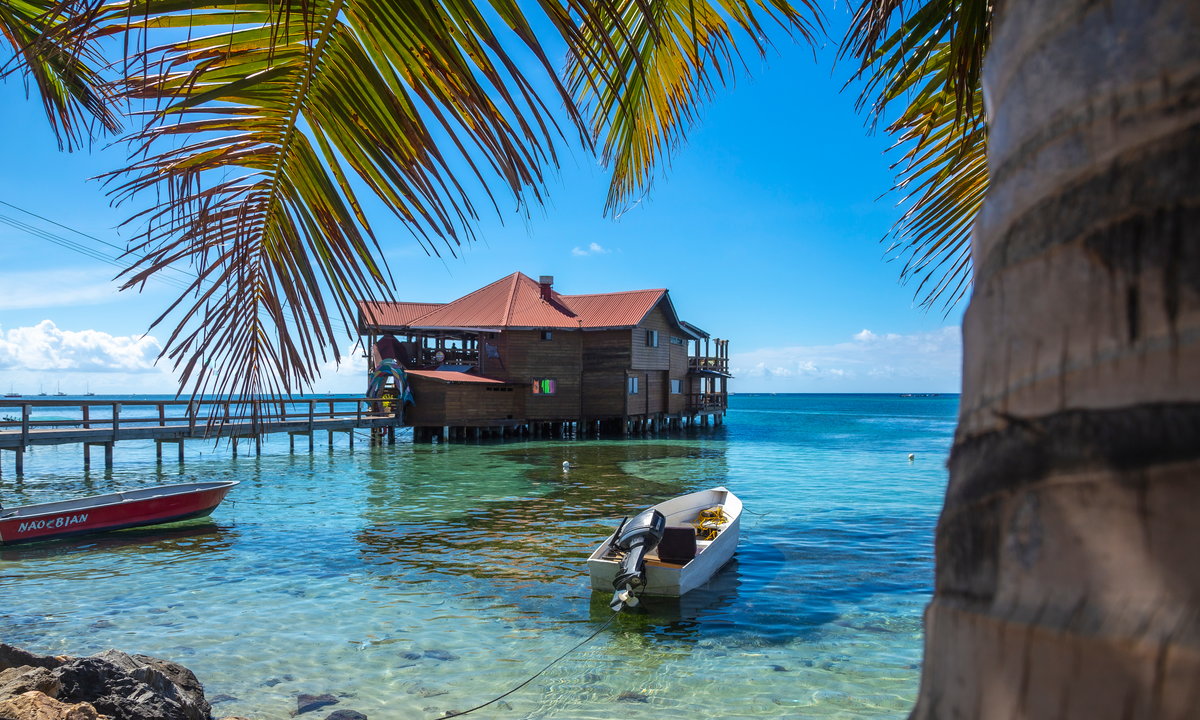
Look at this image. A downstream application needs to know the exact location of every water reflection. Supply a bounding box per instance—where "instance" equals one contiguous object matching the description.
[0,522,235,564]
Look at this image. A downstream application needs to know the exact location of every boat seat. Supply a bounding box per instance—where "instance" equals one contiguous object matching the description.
[657,526,698,564]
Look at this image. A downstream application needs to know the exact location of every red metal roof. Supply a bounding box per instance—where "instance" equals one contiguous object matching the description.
[358,301,444,330]
[406,370,506,384]
[361,273,672,331]
[563,289,666,329]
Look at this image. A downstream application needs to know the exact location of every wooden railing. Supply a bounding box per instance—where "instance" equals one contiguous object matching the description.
[688,356,730,374]
[686,393,727,412]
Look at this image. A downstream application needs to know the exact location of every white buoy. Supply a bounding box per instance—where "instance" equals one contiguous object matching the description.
[562,460,570,471]
[907,453,915,462]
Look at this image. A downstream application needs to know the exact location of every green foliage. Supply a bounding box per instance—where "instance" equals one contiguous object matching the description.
[0,0,120,148]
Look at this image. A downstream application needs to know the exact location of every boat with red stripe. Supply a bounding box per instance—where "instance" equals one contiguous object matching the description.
[0,481,238,545]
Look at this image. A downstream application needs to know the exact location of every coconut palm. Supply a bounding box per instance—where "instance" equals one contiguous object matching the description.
[857,0,1198,715]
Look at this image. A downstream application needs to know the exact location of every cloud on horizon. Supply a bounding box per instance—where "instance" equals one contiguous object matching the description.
[731,326,962,393]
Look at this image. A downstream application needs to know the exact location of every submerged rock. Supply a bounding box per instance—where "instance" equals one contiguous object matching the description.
[324,711,367,720]
[422,650,458,662]
[295,693,338,715]
[616,691,649,703]
[0,690,99,720]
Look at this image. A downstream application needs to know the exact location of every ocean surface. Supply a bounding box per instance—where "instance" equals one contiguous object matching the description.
[2,393,957,719]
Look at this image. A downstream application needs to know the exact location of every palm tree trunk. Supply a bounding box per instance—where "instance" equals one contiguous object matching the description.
[912,0,1200,717]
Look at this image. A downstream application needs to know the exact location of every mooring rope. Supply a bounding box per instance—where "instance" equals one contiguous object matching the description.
[436,612,620,718]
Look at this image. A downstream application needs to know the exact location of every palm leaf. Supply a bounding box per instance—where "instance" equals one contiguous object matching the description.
[565,0,823,215]
[842,0,990,310]
[97,0,605,400]
[0,0,120,148]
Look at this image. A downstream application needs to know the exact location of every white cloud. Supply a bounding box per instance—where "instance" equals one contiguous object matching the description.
[0,320,162,372]
[731,326,961,393]
[0,269,121,310]
[0,320,181,394]
[571,242,612,257]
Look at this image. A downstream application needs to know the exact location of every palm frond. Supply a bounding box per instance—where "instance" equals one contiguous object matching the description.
[565,0,823,215]
[842,0,990,311]
[98,0,595,400]
[0,0,120,149]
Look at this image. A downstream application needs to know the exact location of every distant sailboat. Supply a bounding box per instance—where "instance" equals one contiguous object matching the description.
[54,381,66,396]
[3,384,19,398]
[84,382,95,397]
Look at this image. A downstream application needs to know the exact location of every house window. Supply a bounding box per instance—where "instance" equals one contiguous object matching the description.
[628,376,639,395]
[671,379,682,394]
[646,330,658,347]
[669,336,684,346]
[540,330,553,341]
[532,379,556,395]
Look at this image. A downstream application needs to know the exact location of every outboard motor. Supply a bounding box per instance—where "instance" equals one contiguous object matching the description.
[608,507,666,611]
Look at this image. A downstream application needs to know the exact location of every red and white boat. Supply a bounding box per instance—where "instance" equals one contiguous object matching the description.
[0,481,238,545]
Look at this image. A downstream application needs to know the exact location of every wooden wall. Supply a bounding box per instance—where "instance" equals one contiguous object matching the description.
[492,329,582,420]
[581,329,629,418]
[405,377,523,426]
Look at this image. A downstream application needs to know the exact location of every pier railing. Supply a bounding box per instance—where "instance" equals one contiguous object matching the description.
[0,397,399,449]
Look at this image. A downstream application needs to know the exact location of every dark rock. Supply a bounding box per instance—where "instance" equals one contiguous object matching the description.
[53,654,195,720]
[96,651,209,720]
[0,644,62,672]
[263,678,284,687]
[0,666,61,700]
[583,673,603,683]
[771,664,789,672]
[400,653,422,661]
[209,693,238,704]
[617,691,649,703]
[89,621,115,630]
[422,650,458,662]
[324,711,368,720]
[295,693,339,715]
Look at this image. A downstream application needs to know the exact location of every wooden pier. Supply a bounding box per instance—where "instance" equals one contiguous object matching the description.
[0,398,404,476]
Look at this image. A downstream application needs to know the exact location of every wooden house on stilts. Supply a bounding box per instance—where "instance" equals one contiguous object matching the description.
[357,272,730,442]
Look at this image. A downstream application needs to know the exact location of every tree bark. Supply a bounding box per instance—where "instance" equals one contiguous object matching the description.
[912,0,1200,717]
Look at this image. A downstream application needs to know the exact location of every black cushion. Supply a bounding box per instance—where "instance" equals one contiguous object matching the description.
[657,526,698,564]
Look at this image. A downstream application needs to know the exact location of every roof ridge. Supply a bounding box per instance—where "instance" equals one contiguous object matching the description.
[563,288,666,299]
[502,272,522,326]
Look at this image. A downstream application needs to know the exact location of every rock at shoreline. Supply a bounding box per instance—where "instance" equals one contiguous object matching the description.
[0,644,211,720]
[0,646,62,672]
[0,690,99,720]
[0,667,61,699]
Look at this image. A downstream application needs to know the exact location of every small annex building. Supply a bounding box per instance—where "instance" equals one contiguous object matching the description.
[356,272,730,440]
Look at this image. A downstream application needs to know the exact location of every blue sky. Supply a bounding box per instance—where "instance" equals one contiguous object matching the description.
[0,8,964,395]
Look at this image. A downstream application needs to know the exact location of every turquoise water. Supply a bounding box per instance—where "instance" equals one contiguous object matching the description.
[2,394,956,719]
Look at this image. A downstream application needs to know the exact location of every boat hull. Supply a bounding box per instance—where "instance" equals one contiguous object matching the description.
[0,481,238,545]
[587,487,741,598]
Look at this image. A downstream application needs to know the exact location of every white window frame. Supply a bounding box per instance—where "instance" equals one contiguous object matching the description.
[628,376,640,395]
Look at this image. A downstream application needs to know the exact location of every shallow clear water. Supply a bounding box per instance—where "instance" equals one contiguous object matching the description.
[2,394,956,719]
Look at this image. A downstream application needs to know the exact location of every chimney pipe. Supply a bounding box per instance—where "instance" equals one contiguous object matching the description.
[538,275,554,301]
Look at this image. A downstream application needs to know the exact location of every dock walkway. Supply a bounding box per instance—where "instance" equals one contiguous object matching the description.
[0,398,403,475]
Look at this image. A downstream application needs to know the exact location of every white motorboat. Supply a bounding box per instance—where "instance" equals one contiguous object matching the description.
[587,486,741,609]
